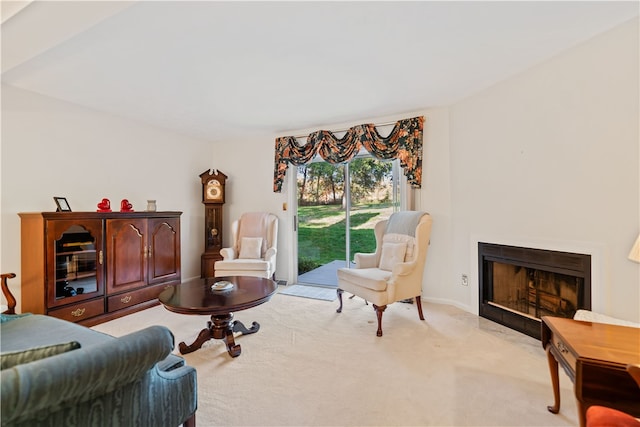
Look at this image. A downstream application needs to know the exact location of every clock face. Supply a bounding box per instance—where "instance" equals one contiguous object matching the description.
[205,179,223,201]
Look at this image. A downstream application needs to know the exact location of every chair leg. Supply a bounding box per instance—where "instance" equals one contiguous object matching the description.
[373,304,387,337]
[182,412,196,427]
[336,288,344,313]
[415,295,425,320]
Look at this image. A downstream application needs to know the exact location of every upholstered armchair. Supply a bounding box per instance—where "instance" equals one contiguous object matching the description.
[214,212,278,279]
[336,211,433,336]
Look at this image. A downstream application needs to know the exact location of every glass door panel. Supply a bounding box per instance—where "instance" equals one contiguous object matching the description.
[296,155,401,287]
[48,220,104,307]
[347,157,397,261]
[297,162,346,286]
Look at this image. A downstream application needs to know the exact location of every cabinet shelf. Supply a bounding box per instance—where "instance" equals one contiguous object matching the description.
[61,241,94,247]
[55,271,97,283]
[57,249,97,257]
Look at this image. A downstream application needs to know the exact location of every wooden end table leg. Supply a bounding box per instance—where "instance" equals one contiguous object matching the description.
[179,320,214,354]
[576,401,587,427]
[546,346,561,414]
[224,328,242,358]
[223,320,260,357]
[177,313,263,358]
[232,320,260,335]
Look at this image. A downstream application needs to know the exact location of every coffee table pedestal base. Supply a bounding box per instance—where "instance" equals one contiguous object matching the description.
[178,313,260,357]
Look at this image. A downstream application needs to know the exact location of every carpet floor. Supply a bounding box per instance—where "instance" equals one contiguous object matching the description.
[92,288,579,426]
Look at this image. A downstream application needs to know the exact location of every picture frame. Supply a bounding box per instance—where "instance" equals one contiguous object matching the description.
[53,197,72,212]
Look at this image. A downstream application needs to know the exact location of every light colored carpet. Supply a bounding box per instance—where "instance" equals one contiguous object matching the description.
[278,284,337,301]
[92,289,579,426]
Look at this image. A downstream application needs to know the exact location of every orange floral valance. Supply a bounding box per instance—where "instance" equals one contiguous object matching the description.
[273,116,424,192]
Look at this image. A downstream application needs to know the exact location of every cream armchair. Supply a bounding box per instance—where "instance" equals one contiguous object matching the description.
[336,212,433,336]
[214,212,278,279]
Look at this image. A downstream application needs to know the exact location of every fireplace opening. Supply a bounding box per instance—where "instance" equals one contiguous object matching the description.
[479,242,591,339]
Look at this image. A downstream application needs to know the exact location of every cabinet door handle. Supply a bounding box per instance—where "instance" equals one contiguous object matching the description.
[99,250,103,265]
[144,246,148,258]
[71,308,85,317]
[148,245,152,258]
[121,295,132,304]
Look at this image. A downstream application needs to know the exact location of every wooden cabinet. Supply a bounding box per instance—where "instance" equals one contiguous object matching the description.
[105,216,180,313]
[20,211,181,326]
[106,217,148,293]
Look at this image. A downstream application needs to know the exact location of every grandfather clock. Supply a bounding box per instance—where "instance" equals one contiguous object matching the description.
[199,169,227,277]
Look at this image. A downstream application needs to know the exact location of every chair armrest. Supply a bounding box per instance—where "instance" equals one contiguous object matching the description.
[264,247,277,262]
[354,253,377,269]
[220,247,236,260]
[1,326,174,425]
[392,261,416,276]
[1,273,17,314]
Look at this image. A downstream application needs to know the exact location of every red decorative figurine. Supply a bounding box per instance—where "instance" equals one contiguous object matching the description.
[120,199,134,212]
[97,198,111,212]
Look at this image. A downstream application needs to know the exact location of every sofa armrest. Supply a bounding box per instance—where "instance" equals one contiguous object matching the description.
[157,353,186,371]
[1,325,174,425]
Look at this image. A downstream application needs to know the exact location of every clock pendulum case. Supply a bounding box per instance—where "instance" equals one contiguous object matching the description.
[199,169,227,277]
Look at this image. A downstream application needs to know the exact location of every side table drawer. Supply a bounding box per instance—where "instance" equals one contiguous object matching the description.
[48,298,105,323]
[550,332,577,378]
[107,284,167,313]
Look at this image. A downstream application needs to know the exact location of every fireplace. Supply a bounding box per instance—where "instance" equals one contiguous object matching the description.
[478,242,591,339]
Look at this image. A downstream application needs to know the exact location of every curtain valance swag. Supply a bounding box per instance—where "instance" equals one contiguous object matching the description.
[273,116,424,192]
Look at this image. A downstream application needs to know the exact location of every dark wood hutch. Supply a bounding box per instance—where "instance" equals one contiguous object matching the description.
[19,211,181,326]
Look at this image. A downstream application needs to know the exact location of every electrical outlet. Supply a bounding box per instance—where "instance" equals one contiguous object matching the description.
[461,274,469,286]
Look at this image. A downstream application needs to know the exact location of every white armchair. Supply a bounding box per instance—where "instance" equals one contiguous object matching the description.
[336,212,433,336]
[214,212,278,279]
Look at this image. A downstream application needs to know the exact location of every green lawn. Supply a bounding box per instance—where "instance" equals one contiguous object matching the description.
[297,203,393,272]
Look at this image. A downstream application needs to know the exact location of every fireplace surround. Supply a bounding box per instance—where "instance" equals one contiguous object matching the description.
[478,242,591,339]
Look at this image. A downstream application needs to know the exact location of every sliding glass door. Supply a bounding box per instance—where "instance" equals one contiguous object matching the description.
[296,154,400,287]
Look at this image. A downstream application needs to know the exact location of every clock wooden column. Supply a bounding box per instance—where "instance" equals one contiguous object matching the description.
[200,169,227,278]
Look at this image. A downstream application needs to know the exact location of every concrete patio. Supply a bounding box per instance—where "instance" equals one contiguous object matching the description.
[297,260,354,288]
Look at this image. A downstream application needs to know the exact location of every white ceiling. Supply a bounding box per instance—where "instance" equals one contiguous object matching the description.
[2,1,638,142]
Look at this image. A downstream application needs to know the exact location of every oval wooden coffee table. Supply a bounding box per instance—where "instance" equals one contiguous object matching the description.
[159,276,277,358]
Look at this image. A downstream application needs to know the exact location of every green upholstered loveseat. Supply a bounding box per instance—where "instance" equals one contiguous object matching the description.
[0,313,197,427]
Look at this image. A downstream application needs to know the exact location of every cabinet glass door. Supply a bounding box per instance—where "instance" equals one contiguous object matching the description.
[47,220,104,307]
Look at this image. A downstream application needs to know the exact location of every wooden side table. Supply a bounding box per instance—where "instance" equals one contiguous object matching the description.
[159,276,277,358]
[541,316,640,427]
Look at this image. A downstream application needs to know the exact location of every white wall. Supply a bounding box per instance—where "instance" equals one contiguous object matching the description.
[207,137,290,280]
[446,18,639,321]
[2,18,637,323]
[0,85,214,310]
[236,17,637,323]
[407,107,453,307]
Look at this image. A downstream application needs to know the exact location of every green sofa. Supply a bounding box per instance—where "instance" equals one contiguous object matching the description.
[0,313,197,427]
